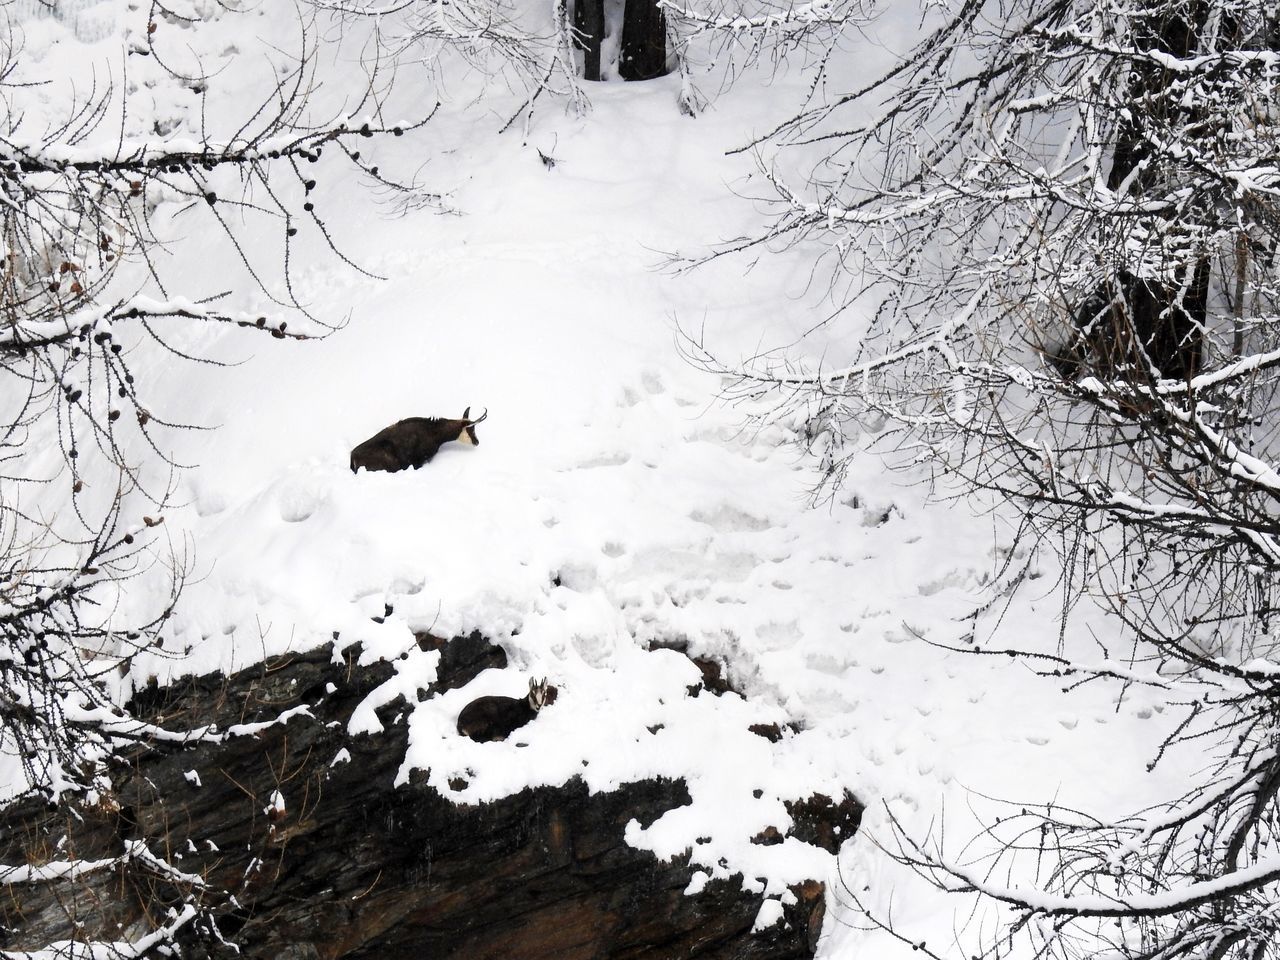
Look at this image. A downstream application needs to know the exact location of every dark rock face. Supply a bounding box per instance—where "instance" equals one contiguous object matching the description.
[785,793,863,855]
[0,634,849,959]
[418,630,508,693]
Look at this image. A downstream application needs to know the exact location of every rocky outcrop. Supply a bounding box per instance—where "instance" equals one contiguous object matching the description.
[0,633,855,959]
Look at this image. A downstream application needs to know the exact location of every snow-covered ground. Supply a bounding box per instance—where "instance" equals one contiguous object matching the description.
[5,4,1189,956]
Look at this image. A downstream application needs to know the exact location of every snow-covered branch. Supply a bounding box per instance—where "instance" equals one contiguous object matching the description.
[692,0,1280,957]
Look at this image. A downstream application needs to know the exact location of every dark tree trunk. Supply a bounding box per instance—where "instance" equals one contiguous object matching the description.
[1106,3,1208,194]
[574,0,605,81]
[1094,4,1215,380]
[620,0,669,80]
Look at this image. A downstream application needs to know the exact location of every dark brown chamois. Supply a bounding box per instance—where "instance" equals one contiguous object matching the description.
[350,407,488,474]
[456,677,557,742]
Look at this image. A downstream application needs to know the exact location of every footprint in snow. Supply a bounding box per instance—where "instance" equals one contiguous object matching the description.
[572,452,631,470]
[756,621,801,650]
[918,571,967,596]
[689,505,772,533]
[278,481,327,523]
[388,576,425,597]
[573,632,615,666]
[553,563,599,590]
[803,654,848,677]
[194,490,228,517]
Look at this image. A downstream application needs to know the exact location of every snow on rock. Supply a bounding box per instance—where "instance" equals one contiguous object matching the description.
[752,898,786,933]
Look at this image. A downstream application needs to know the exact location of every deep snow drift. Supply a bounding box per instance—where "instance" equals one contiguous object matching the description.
[3,3,1187,955]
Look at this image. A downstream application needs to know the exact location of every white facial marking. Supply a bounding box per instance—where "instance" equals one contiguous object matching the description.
[456,427,475,445]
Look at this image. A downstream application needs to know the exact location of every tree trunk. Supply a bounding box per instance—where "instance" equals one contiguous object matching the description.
[619,0,669,80]
[1099,4,1215,379]
[1106,4,1208,193]
[574,0,605,81]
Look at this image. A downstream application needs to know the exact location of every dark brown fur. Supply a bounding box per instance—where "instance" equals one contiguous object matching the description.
[457,678,557,742]
[350,407,487,474]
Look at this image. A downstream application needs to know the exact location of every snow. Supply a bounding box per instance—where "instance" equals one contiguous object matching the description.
[0,840,206,889]
[936,852,1280,917]
[684,869,711,895]
[752,897,786,932]
[1,904,200,960]
[0,3,1195,957]
[0,856,123,884]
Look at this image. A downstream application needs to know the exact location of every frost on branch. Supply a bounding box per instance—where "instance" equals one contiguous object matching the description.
[0,7,431,956]
[685,0,1280,956]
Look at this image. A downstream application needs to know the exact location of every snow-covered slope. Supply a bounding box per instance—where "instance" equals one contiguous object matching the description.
[5,5,1187,955]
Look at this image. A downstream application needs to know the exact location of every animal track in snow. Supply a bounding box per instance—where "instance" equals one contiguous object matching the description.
[387,576,425,597]
[860,505,898,528]
[756,620,801,649]
[278,489,321,523]
[555,563,599,591]
[687,424,750,447]
[570,452,631,470]
[640,371,665,395]
[573,631,621,667]
[804,654,850,677]
[194,490,228,517]
[689,506,772,533]
[601,542,626,558]
[668,582,710,606]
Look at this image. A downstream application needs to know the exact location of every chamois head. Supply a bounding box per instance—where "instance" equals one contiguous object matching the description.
[455,406,488,447]
[527,676,556,710]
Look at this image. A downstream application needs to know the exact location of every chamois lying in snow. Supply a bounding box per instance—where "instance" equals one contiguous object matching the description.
[457,677,557,742]
[350,407,487,473]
